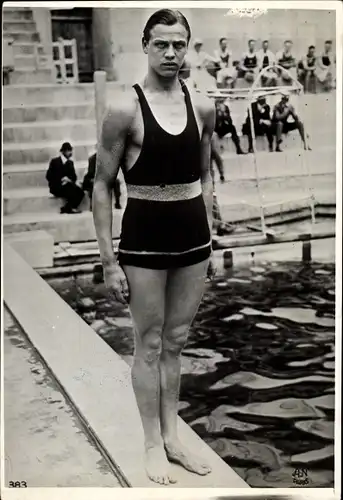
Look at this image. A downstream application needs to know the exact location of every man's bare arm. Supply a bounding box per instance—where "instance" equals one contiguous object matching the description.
[199,98,216,236]
[92,100,134,268]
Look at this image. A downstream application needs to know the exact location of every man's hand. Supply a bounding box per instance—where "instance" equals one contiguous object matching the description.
[103,264,129,304]
[61,176,71,185]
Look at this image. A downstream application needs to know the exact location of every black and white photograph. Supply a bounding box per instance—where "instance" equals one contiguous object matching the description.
[1,1,341,495]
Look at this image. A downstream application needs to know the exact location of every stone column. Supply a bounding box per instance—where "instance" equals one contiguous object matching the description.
[92,8,117,81]
[31,8,53,66]
[94,71,107,145]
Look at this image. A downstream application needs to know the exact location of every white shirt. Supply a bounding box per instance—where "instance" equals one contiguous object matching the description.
[188,50,213,70]
[214,48,233,68]
[257,49,276,68]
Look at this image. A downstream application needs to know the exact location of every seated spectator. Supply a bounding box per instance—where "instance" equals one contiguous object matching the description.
[317,40,335,90]
[298,45,317,92]
[46,142,85,214]
[83,152,122,211]
[210,140,235,236]
[214,37,237,88]
[214,99,246,158]
[272,92,308,152]
[257,40,277,87]
[242,95,274,152]
[239,39,259,83]
[188,39,218,90]
[276,40,297,83]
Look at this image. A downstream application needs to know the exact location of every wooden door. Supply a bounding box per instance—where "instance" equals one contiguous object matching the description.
[51,8,94,82]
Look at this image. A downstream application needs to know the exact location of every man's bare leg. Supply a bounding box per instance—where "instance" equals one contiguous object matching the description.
[160,259,211,475]
[122,265,176,485]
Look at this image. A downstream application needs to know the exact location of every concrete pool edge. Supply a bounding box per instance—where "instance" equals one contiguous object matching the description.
[3,243,249,488]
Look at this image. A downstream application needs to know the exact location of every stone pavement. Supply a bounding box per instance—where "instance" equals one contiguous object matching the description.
[3,307,121,488]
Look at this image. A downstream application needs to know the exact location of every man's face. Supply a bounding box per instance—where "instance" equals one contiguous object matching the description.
[248,41,255,51]
[220,39,227,50]
[309,47,315,57]
[281,95,290,106]
[262,41,269,51]
[284,41,292,52]
[63,149,73,159]
[325,42,332,53]
[194,43,202,53]
[143,23,188,77]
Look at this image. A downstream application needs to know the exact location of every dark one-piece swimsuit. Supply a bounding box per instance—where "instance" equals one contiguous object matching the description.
[117,80,212,270]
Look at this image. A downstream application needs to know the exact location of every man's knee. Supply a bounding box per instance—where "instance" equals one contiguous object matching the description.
[137,323,163,363]
[163,323,190,355]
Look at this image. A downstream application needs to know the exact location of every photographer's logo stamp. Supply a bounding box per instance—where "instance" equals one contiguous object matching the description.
[292,467,309,486]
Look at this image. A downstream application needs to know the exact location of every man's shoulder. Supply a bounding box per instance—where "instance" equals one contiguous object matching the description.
[190,88,214,113]
[106,87,137,127]
[50,156,60,165]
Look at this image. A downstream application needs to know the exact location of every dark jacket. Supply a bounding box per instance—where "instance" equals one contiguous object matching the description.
[251,101,271,127]
[46,156,77,195]
[244,101,271,130]
[82,153,96,192]
[215,102,234,138]
[82,153,121,193]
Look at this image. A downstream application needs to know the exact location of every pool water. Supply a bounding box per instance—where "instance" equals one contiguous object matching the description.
[50,260,335,488]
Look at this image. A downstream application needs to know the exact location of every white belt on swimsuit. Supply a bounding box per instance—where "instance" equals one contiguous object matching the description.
[126,180,202,202]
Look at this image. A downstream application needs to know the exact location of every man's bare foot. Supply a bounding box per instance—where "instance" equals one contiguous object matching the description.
[164,440,212,476]
[145,445,177,485]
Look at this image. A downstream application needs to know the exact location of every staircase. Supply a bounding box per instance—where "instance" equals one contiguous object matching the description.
[2,6,53,84]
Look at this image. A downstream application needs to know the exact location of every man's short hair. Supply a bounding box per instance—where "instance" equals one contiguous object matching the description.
[262,40,269,44]
[248,39,256,45]
[309,45,315,50]
[219,37,227,44]
[284,39,293,44]
[60,142,72,153]
[325,40,333,44]
[142,9,191,43]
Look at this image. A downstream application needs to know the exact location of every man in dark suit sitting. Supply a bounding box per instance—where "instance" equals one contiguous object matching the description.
[82,152,122,211]
[242,95,274,152]
[46,142,85,214]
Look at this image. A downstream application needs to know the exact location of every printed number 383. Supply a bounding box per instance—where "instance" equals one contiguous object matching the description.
[9,481,27,488]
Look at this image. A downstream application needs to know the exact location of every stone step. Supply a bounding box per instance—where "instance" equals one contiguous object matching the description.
[3,211,123,243]
[14,53,37,68]
[3,8,34,20]
[5,30,40,43]
[3,187,91,216]
[3,20,36,32]
[3,119,96,143]
[3,184,126,216]
[3,102,95,123]
[9,67,53,84]
[3,162,126,191]
[3,163,87,190]
[218,147,336,178]
[3,139,96,165]
[12,42,39,56]
[3,82,124,105]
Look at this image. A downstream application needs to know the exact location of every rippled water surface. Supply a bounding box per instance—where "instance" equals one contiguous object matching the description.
[50,261,335,487]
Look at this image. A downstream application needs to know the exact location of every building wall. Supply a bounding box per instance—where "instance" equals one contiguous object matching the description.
[108,8,336,82]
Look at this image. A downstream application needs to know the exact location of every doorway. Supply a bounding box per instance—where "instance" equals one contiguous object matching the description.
[51,8,94,82]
